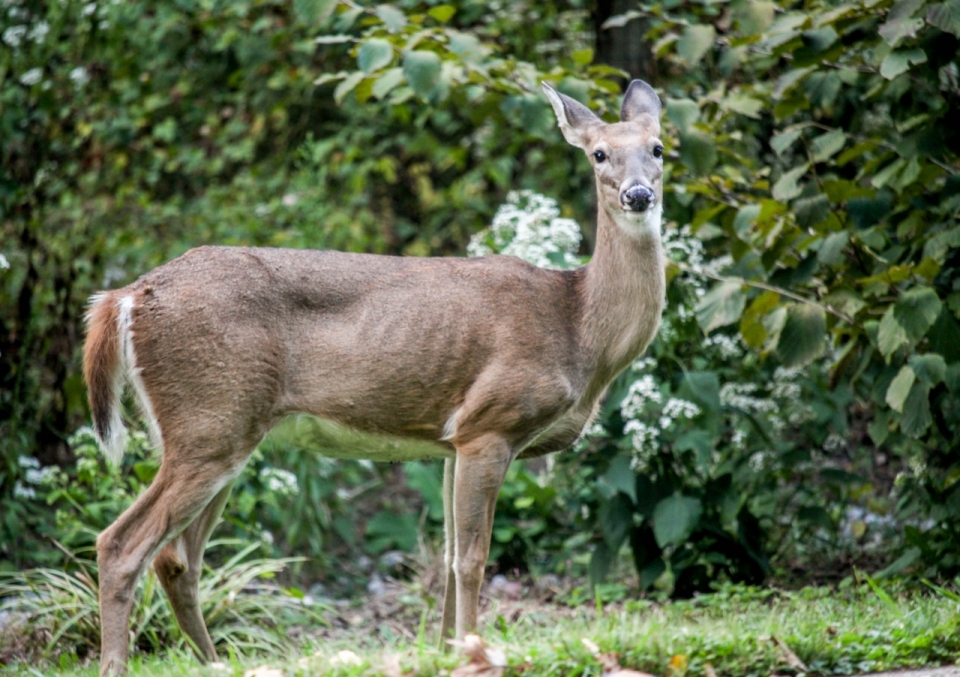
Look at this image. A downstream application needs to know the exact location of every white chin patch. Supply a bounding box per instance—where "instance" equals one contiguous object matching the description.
[615,202,662,238]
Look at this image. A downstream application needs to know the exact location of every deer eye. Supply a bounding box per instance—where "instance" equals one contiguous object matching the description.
[593,150,606,163]
[653,145,664,159]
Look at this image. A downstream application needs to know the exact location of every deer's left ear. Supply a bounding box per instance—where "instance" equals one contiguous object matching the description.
[620,80,662,122]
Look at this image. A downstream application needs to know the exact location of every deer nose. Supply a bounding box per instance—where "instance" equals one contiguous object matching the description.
[621,185,654,212]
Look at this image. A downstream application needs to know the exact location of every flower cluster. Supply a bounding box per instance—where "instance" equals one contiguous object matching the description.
[468,190,582,269]
[259,467,299,496]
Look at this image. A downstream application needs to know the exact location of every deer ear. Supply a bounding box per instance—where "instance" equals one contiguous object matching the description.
[542,82,601,149]
[620,80,662,122]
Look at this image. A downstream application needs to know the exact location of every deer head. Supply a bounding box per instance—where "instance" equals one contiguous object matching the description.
[542,80,664,238]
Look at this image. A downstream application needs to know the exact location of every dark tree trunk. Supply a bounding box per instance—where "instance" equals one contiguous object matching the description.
[593,0,657,85]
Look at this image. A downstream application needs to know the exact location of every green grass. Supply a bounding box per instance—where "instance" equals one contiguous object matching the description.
[2,580,959,676]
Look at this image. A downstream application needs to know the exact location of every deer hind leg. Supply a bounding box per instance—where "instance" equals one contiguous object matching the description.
[452,434,516,638]
[438,456,457,648]
[97,459,241,677]
[152,480,235,662]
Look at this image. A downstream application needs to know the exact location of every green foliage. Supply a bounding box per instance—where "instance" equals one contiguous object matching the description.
[0,541,319,665]
[629,0,960,576]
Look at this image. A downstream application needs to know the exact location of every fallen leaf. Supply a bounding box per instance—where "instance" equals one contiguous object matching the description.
[667,653,689,677]
[244,667,283,677]
[330,649,363,666]
[383,653,410,677]
[450,634,507,677]
[209,663,229,673]
[596,651,657,677]
[704,664,718,677]
[770,636,809,672]
[582,638,601,655]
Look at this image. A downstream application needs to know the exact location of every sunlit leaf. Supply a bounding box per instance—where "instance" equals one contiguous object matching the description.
[696,281,746,333]
[403,50,442,96]
[357,38,393,73]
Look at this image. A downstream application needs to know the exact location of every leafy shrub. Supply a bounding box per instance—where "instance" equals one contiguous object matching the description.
[0,540,317,666]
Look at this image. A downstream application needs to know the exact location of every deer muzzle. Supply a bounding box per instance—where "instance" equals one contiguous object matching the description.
[620,185,655,212]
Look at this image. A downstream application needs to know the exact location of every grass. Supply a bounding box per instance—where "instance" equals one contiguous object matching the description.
[2,578,959,676]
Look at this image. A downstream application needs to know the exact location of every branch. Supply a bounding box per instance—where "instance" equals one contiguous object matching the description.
[676,262,857,325]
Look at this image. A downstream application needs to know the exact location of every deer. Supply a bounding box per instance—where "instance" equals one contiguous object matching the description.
[82,79,666,676]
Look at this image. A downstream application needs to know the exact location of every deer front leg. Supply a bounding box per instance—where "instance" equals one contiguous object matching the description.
[439,456,457,648]
[452,435,515,638]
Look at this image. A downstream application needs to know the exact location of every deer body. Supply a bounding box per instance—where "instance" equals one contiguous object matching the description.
[84,80,666,675]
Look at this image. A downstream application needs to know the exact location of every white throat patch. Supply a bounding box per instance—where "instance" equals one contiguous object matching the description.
[614,202,663,240]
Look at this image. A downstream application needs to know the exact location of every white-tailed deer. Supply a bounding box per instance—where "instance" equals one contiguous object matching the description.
[83,80,665,675]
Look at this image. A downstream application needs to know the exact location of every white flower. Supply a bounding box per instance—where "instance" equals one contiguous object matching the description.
[620,374,662,419]
[624,420,659,472]
[2,25,26,47]
[0,254,9,270]
[259,467,298,496]
[19,67,42,86]
[18,455,40,469]
[281,193,298,207]
[468,190,583,269]
[719,382,777,414]
[28,21,49,43]
[13,482,37,500]
[658,398,701,428]
[25,467,56,485]
[69,66,90,88]
[705,333,743,360]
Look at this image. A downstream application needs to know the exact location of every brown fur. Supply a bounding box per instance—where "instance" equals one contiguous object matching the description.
[86,80,667,676]
[83,293,120,445]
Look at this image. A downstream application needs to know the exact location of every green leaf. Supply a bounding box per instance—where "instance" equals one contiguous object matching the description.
[879,0,926,45]
[603,455,637,503]
[878,307,908,360]
[776,304,826,367]
[818,231,849,265]
[589,542,613,585]
[723,94,764,118]
[734,204,761,235]
[677,25,716,65]
[333,70,365,104]
[375,4,407,31]
[571,48,594,65]
[653,494,703,548]
[772,164,809,201]
[894,287,942,343]
[771,128,802,157]
[811,129,846,162]
[357,39,393,74]
[427,5,456,23]
[929,308,960,363]
[679,130,718,175]
[735,1,776,35]
[293,0,336,26]
[795,193,831,228]
[402,50,442,96]
[879,48,928,79]
[927,0,960,37]
[696,280,746,333]
[886,365,916,412]
[666,98,700,133]
[909,353,946,386]
[901,381,932,437]
[371,67,404,99]
[600,493,634,550]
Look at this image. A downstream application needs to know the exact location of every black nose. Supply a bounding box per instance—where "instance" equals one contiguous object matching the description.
[621,185,654,212]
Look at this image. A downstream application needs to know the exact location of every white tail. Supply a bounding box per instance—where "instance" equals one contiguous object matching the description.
[84,79,666,676]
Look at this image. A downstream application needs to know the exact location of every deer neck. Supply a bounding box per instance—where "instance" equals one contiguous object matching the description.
[579,200,665,388]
